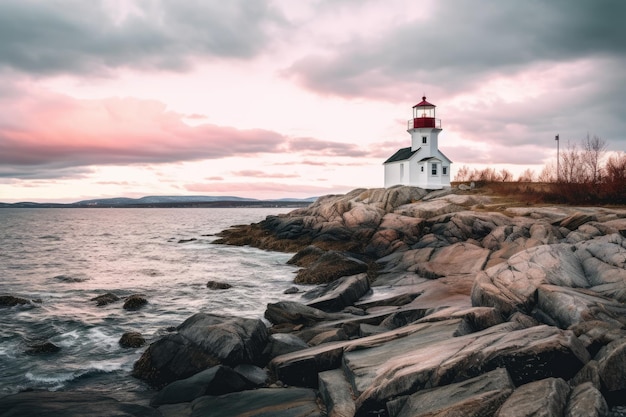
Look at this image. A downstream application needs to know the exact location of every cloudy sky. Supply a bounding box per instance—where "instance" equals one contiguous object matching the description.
[1,0,625,203]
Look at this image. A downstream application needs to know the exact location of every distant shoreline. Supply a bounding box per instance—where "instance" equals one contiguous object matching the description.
[0,200,312,209]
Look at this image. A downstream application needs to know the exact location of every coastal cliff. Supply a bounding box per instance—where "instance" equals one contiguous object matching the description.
[3,185,625,417]
[209,185,626,416]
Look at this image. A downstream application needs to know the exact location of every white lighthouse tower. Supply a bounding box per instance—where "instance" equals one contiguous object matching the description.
[383,97,452,189]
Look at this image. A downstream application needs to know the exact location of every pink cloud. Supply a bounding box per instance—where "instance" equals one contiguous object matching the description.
[0,86,286,177]
[231,170,300,178]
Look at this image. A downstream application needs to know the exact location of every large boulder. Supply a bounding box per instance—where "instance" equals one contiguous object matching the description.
[0,295,31,307]
[495,377,571,417]
[262,333,310,363]
[565,382,609,417]
[133,313,268,388]
[596,337,626,397]
[304,273,370,312]
[265,301,348,327]
[150,365,248,406]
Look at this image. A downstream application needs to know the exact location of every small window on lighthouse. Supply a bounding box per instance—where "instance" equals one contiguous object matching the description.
[443,166,448,175]
[431,163,437,175]
[422,136,427,144]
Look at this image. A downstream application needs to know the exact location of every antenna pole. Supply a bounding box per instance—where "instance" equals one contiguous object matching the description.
[555,134,560,182]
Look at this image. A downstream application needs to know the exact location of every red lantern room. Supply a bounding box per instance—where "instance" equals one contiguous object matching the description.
[408,96,442,129]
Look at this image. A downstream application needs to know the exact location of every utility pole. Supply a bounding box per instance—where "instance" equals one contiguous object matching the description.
[555,134,559,182]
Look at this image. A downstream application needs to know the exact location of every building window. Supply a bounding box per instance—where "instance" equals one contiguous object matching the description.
[420,166,424,172]
[431,163,437,175]
[422,136,427,144]
[400,163,404,179]
[442,166,448,175]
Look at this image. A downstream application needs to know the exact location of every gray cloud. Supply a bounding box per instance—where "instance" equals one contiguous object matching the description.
[288,1,626,97]
[0,0,284,75]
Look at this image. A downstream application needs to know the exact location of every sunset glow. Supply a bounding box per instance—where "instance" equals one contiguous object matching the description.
[1,0,625,203]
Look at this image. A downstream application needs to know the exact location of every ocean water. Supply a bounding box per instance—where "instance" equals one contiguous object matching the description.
[0,207,299,397]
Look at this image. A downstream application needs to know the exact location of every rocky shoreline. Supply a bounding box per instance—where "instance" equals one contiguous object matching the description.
[2,186,626,417]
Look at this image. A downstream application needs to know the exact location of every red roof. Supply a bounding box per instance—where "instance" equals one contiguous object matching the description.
[413,96,435,108]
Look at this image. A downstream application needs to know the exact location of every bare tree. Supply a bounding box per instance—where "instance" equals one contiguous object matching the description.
[499,169,513,182]
[454,165,471,182]
[559,141,587,183]
[604,152,626,194]
[517,168,536,182]
[582,134,607,184]
[538,162,556,183]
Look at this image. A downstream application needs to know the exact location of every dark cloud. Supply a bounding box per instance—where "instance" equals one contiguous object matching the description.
[0,0,285,75]
[287,1,626,98]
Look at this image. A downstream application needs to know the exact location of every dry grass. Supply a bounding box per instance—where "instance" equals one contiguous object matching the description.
[453,181,626,207]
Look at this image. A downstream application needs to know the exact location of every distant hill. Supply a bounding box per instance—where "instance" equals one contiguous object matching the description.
[1,195,318,208]
[75,195,257,206]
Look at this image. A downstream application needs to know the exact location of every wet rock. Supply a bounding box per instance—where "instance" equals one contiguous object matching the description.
[262,333,309,363]
[133,313,268,388]
[0,295,31,307]
[305,273,370,312]
[283,286,300,294]
[0,391,160,417]
[233,364,268,387]
[123,294,148,310]
[177,238,197,243]
[150,365,247,406]
[25,341,60,355]
[265,301,348,327]
[294,251,368,284]
[119,332,146,348]
[90,292,120,306]
[388,367,515,417]
[206,281,232,290]
[495,377,571,417]
[132,333,220,388]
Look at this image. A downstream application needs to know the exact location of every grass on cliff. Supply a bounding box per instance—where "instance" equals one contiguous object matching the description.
[453,181,626,207]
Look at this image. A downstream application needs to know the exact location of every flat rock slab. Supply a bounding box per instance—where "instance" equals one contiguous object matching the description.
[353,323,590,415]
[387,367,515,417]
[270,319,466,388]
[186,387,322,417]
[0,391,160,417]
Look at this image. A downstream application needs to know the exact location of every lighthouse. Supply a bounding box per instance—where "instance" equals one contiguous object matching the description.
[383,97,452,189]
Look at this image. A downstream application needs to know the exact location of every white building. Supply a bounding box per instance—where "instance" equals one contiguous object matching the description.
[383,97,452,189]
